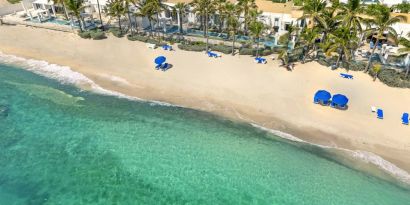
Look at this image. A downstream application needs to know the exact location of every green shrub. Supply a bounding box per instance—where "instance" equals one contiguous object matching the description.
[345,61,366,71]
[317,58,330,67]
[272,47,286,54]
[90,31,106,40]
[7,0,21,4]
[261,49,273,56]
[211,44,232,54]
[278,33,289,45]
[239,48,254,55]
[178,44,206,52]
[127,34,149,42]
[377,69,410,88]
[78,31,91,39]
[109,28,123,38]
[239,48,272,56]
[189,41,206,46]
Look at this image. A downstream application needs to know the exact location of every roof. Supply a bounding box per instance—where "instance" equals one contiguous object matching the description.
[255,1,293,14]
[33,0,54,5]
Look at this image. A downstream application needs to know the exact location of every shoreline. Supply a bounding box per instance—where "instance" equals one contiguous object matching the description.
[1,25,410,181]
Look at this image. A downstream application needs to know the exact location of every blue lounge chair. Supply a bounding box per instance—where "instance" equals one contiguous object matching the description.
[159,63,169,71]
[207,51,219,58]
[377,109,384,119]
[340,73,353,79]
[402,113,409,125]
[162,45,173,51]
[255,57,267,64]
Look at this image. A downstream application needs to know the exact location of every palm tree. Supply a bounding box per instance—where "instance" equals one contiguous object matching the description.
[299,28,320,63]
[144,0,168,36]
[249,20,264,58]
[107,0,126,33]
[174,2,189,34]
[339,0,365,34]
[191,0,215,51]
[237,0,257,35]
[139,1,156,36]
[278,49,290,67]
[214,0,226,33]
[300,0,327,29]
[64,0,85,32]
[319,2,339,42]
[95,0,104,29]
[323,26,359,67]
[54,0,69,20]
[399,33,410,77]
[124,0,137,34]
[225,2,240,55]
[364,5,406,72]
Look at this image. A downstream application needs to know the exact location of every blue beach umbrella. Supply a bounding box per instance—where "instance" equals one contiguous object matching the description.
[331,94,349,108]
[155,56,166,65]
[314,90,331,104]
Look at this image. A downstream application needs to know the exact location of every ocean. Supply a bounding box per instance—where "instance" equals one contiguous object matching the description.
[0,54,410,204]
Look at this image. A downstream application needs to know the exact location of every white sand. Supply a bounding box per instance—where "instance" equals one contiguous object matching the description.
[1,25,410,172]
[0,0,10,7]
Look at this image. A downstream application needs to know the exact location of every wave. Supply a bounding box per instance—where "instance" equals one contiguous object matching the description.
[0,51,177,107]
[1,51,410,185]
[251,123,410,185]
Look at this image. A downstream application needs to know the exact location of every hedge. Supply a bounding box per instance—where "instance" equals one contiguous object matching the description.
[178,44,207,52]
[239,48,273,56]
[90,31,106,40]
[78,31,91,39]
[377,69,410,88]
[127,34,149,42]
[109,28,123,38]
[211,45,233,54]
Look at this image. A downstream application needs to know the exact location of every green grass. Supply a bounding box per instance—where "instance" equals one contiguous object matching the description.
[7,0,21,4]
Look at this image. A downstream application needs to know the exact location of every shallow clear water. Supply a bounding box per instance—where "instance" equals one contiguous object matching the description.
[0,63,410,205]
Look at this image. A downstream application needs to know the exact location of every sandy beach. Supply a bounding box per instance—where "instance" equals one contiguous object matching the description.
[1,25,410,174]
[0,0,10,7]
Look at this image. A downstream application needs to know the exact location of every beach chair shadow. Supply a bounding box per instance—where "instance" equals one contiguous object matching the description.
[332,105,349,110]
[160,63,173,71]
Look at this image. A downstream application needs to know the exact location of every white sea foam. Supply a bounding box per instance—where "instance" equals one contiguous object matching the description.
[251,123,410,184]
[1,51,409,184]
[0,52,179,107]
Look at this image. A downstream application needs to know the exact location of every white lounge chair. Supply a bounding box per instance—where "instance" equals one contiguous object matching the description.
[146,43,156,49]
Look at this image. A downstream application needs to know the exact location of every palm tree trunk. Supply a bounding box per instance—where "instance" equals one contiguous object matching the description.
[256,37,259,57]
[76,15,83,32]
[406,55,410,78]
[61,2,69,20]
[202,15,206,37]
[126,3,133,34]
[205,11,209,52]
[302,46,309,63]
[96,0,104,30]
[149,19,153,36]
[179,11,183,34]
[118,15,122,33]
[336,52,342,67]
[134,15,138,34]
[219,16,223,33]
[156,13,160,38]
[232,32,235,55]
[365,37,379,72]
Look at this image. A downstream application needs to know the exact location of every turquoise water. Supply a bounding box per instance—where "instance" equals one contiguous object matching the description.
[0,62,410,205]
